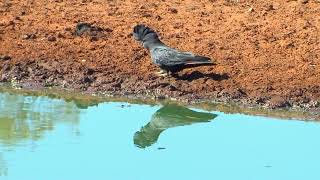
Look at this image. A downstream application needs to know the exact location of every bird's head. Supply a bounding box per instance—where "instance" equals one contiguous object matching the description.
[141,33,160,49]
[133,24,160,49]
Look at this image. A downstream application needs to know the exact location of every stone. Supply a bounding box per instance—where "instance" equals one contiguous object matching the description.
[0,55,11,61]
[47,35,56,41]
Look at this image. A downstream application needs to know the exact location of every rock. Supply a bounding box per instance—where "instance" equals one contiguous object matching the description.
[82,76,92,83]
[141,13,152,18]
[248,7,254,12]
[267,96,290,109]
[75,22,92,36]
[0,55,11,61]
[299,0,309,4]
[21,33,36,40]
[15,16,22,21]
[21,34,29,39]
[266,4,275,11]
[47,35,56,42]
[29,34,36,39]
[89,36,98,41]
[74,22,108,40]
[65,27,72,31]
[0,74,8,82]
[105,27,113,32]
[155,95,166,100]
[168,7,178,13]
[85,68,95,75]
[57,33,65,38]
[111,81,121,88]
[155,15,162,21]
[7,21,14,26]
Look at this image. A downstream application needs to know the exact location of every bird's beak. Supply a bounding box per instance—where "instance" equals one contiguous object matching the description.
[132,33,141,41]
[142,42,148,49]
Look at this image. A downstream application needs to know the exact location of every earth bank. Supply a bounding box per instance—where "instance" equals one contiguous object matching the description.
[0,0,320,110]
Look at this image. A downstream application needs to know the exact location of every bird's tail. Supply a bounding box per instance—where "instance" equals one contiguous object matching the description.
[183,62,214,70]
[184,56,215,69]
[186,55,215,65]
[133,24,159,42]
[190,55,211,63]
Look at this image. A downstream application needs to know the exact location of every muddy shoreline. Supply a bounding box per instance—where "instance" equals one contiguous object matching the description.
[1,0,320,111]
[1,85,319,121]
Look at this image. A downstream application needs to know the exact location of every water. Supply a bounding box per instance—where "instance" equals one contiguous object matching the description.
[0,91,320,180]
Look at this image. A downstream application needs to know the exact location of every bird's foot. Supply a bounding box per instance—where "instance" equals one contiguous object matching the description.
[155,70,169,77]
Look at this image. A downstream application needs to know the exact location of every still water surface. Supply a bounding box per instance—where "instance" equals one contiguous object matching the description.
[0,91,320,180]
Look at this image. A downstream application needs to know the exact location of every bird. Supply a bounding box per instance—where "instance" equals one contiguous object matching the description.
[133,24,214,76]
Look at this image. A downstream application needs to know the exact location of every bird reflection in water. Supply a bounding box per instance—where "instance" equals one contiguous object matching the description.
[134,104,217,148]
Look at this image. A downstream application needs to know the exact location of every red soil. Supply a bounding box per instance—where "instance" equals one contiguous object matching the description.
[0,0,320,110]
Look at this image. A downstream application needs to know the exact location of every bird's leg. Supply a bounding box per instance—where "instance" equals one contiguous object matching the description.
[156,69,169,77]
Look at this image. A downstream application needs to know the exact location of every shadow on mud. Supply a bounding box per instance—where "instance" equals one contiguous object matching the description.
[174,71,229,81]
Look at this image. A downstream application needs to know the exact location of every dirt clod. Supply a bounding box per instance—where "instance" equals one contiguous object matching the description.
[22,33,36,40]
[267,96,290,109]
[0,55,11,61]
[75,22,92,36]
[47,36,57,42]
[168,7,178,13]
[299,0,309,4]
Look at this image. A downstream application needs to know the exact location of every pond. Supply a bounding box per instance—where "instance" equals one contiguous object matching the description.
[0,89,320,180]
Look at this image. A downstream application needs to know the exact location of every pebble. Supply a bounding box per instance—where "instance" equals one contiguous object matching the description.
[266,4,275,11]
[65,27,72,31]
[21,34,29,39]
[299,0,309,3]
[0,55,11,61]
[57,33,65,38]
[168,7,178,13]
[155,15,162,21]
[47,35,56,42]
[75,22,92,36]
[7,21,14,26]
[15,16,22,21]
[267,96,290,109]
[90,36,98,41]
[105,28,113,32]
[22,33,36,40]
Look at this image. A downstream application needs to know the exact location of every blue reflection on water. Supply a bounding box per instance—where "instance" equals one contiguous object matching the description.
[0,92,319,180]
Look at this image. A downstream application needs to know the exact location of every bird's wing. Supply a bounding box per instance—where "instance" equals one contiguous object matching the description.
[151,47,195,66]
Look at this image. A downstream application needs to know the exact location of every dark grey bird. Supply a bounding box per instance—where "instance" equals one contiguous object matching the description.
[133,24,214,76]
